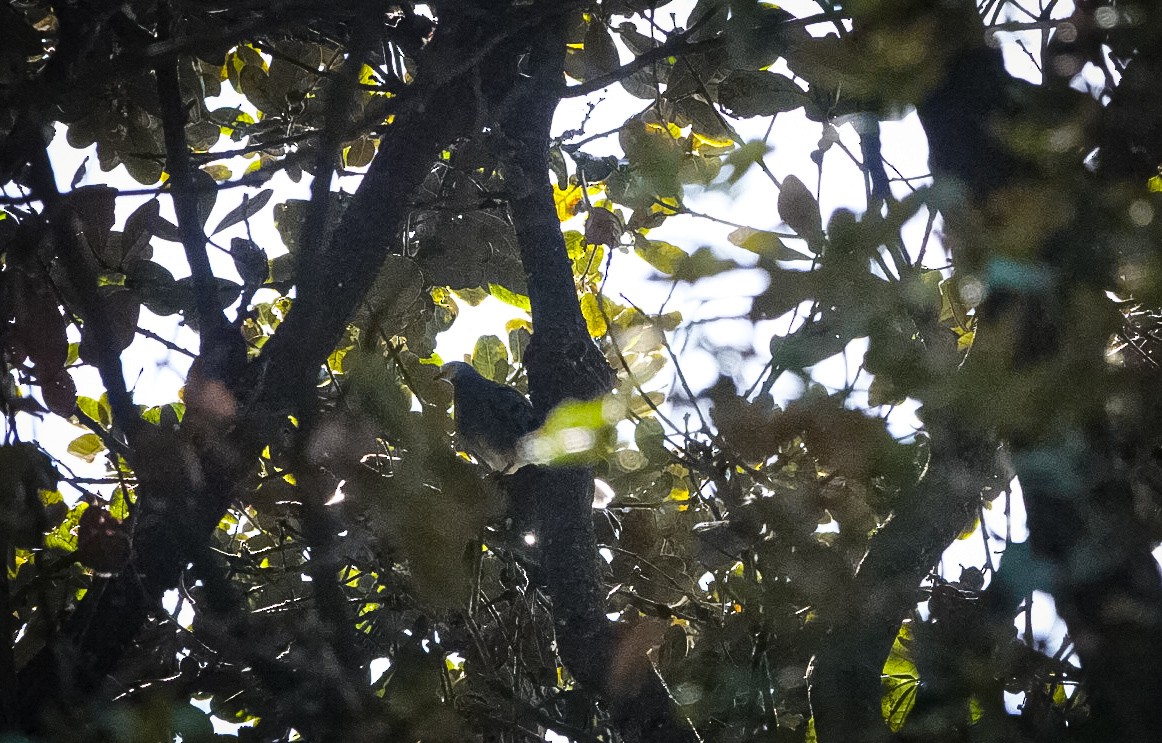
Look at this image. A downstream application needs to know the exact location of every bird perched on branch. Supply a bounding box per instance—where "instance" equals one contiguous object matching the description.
[439,361,538,473]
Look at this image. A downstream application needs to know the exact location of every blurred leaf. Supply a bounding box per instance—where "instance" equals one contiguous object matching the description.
[635,238,687,275]
[673,247,734,281]
[718,71,809,118]
[523,397,620,466]
[778,175,825,247]
[634,417,669,463]
[728,226,813,260]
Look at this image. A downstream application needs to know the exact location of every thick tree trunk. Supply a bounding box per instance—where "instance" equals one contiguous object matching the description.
[500,16,692,742]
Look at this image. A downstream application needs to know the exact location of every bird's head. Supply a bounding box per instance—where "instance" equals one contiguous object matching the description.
[438,360,478,384]
[438,360,535,472]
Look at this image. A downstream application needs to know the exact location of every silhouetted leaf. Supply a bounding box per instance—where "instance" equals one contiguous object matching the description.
[718,70,808,118]
[210,189,272,235]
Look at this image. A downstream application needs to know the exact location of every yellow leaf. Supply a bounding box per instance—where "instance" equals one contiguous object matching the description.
[488,283,531,312]
[564,230,586,259]
[580,292,609,337]
[554,184,585,222]
[553,184,602,222]
[201,164,232,181]
[67,433,105,463]
[359,64,380,86]
[505,317,532,334]
[957,329,975,352]
[634,239,687,275]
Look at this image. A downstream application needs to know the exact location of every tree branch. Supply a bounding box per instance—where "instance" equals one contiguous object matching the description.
[155,3,228,342]
[559,10,831,99]
[809,418,998,742]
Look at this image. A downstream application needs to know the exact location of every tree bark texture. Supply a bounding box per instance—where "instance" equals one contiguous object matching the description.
[499,15,692,742]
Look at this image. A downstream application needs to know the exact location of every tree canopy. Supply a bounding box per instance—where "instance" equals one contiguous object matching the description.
[2,0,1162,741]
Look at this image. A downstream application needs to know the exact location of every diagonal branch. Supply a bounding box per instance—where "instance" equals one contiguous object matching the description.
[809,418,998,742]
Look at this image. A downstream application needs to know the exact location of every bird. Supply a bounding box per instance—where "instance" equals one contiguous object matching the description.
[438,361,538,473]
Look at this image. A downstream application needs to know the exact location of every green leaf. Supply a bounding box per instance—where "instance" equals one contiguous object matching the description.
[454,287,488,306]
[573,20,621,82]
[353,255,425,338]
[488,283,532,312]
[770,320,853,371]
[673,247,735,281]
[125,260,180,316]
[507,322,531,364]
[728,227,813,260]
[634,238,687,275]
[230,237,269,286]
[344,136,377,168]
[76,395,112,429]
[867,375,906,408]
[190,168,220,227]
[471,335,509,383]
[201,164,232,181]
[273,199,309,253]
[67,433,106,463]
[882,622,919,732]
[172,703,216,742]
